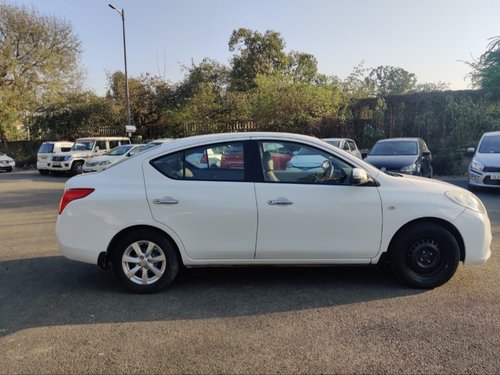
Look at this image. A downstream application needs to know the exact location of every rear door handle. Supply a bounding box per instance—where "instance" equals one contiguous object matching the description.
[153,198,179,205]
[268,199,293,206]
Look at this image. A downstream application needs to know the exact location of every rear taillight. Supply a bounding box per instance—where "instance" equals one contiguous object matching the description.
[58,188,95,214]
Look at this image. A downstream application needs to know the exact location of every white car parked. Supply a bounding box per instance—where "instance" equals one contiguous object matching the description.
[468,131,500,190]
[83,143,158,173]
[0,152,15,172]
[56,132,491,293]
[37,141,74,175]
[49,136,131,175]
[322,138,362,159]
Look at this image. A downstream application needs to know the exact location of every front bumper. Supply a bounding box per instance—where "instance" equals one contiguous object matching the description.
[453,207,492,265]
[48,161,73,171]
[468,169,500,188]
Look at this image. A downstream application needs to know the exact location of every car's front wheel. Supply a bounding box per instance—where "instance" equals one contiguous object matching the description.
[390,223,460,288]
[112,229,179,293]
[71,161,83,175]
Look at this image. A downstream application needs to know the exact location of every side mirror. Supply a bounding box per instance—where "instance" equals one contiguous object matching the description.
[352,168,370,185]
[422,151,431,157]
[467,147,475,155]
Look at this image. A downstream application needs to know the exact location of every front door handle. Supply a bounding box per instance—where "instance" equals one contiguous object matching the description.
[153,198,179,205]
[268,199,293,206]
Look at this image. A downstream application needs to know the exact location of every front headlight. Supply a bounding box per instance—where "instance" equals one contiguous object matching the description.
[99,160,112,166]
[471,159,484,172]
[400,163,418,173]
[64,155,72,161]
[445,190,486,214]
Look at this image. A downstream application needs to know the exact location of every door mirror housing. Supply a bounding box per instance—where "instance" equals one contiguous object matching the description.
[467,147,475,155]
[352,168,370,185]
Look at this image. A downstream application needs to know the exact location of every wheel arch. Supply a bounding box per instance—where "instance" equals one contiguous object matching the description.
[386,217,465,262]
[105,225,184,266]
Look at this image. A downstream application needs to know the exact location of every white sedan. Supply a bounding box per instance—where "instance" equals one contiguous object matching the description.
[0,152,15,172]
[56,132,491,293]
[83,143,157,173]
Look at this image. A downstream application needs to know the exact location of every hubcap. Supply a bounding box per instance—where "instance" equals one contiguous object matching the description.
[122,240,167,285]
[408,238,443,274]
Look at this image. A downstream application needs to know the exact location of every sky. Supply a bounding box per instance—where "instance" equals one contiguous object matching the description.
[8,0,500,95]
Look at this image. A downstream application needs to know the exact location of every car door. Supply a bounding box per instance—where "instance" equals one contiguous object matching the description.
[143,141,257,260]
[254,140,382,260]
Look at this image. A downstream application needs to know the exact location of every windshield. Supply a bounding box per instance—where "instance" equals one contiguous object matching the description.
[71,141,93,151]
[369,140,418,156]
[324,140,340,147]
[107,145,133,156]
[479,135,500,153]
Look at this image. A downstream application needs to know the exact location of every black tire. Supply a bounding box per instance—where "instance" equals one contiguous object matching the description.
[38,169,49,175]
[390,223,460,289]
[6,167,13,172]
[112,229,179,293]
[71,161,83,175]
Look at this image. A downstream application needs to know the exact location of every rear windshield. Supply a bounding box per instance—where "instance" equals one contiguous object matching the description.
[38,143,54,153]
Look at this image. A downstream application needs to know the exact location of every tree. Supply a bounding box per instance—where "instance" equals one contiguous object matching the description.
[468,36,500,89]
[229,28,288,91]
[106,71,173,137]
[29,92,119,140]
[364,65,417,96]
[251,73,343,133]
[0,2,83,139]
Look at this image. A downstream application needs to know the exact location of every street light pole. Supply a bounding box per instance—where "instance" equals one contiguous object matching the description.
[108,4,132,130]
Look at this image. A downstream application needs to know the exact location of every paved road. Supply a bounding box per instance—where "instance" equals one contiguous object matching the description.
[0,171,499,374]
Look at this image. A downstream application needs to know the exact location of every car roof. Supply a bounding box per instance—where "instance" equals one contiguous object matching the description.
[482,131,500,137]
[154,132,321,151]
[76,137,130,141]
[376,137,420,142]
[322,138,354,142]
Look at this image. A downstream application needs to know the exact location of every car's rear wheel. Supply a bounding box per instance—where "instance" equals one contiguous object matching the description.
[390,223,460,289]
[112,229,179,293]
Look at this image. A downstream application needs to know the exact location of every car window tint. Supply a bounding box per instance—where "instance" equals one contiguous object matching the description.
[96,141,107,150]
[342,142,350,151]
[109,141,120,149]
[347,141,356,150]
[259,141,352,185]
[186,142,244,181]
[152,142,245,181]
[151,151,186,179]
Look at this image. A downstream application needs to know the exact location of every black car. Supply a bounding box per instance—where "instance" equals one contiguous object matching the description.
[365,138,433,177]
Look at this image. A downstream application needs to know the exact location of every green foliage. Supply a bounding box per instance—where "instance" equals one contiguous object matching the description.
[29,92,120,140]
[468,36,500,89]
[251,73,342,133]
[365,65,417,96]
[0,2,82,140]
[229,28,288,91]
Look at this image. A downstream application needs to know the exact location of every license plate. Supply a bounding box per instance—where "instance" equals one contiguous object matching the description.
[52,162,60,167]
[491,174,500,180]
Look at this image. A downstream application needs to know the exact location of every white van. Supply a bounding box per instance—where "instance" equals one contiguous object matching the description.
[48,136,130,175]
[37,141,74,175]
